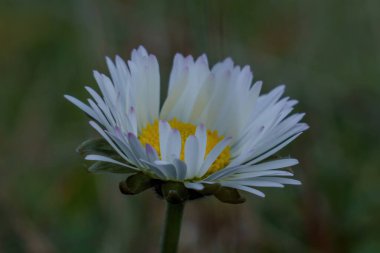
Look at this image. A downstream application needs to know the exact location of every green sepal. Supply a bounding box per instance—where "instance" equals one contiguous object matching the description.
[214,187,246,204]
[197,183,221,196]
[186,183,221,200]
[161,182,189,204]
[119,173,154,195]
[77,138,118,158]
[88,161,136,174]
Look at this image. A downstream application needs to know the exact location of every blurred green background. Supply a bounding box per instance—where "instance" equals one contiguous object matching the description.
[1,0,380,252]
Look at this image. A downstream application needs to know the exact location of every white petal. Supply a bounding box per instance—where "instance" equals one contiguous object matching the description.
[226,180,284,188]
[258,177,302,185]
[127,47,160,131]
[195,124,207,169]
[198,137,232,177]
[64,95,98,120]
[204,165,243,181]
[85,154,137,170]
[154,160,178,179]
[166,129,181,160]
[85,86,115,125]
[248,133,302,164]
[161,54,210,122]
[87,99,112,129]
[159,120,171,160]
[240,158,299,172]
[172,158,187,180]
[184,135,200,178]
[139,159,169,179]
[231,170,294,179]
[221,182,265,198]
[184,182,204,190]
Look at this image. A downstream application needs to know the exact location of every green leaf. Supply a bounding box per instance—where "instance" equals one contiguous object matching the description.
[76,138,118,158]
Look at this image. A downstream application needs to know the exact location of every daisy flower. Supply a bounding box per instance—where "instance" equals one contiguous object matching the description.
[65,46,308,203]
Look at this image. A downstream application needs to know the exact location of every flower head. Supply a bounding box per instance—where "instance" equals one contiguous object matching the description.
[65,46,308,203]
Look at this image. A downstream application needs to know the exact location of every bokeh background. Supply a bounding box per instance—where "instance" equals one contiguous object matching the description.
[1,0,380,252]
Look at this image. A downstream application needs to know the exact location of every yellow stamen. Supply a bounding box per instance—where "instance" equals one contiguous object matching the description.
[139,118,230,175]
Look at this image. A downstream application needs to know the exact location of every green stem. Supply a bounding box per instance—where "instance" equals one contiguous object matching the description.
[160,201,185,253]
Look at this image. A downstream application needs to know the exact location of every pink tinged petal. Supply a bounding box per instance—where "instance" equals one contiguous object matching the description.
[145,144,159,162]
[131,47,148,62]
[137,45,148,56]
[127,106,138,136]
[89,121,132,163]
[185,55,194,64]
[127,132,147,161]
[196,54,208,66]
[198,137,232,177]
[104,130,140,166]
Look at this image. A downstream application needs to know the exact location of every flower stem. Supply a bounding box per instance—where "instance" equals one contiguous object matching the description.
[160,201,185,253]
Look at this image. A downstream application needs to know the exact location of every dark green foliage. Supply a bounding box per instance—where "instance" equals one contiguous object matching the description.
[77,138,117,158]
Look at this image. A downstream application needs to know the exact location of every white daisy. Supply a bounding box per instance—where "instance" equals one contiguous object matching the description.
[65,46,308,202]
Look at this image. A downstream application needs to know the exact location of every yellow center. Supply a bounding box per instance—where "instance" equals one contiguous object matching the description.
[139,118,231,174]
